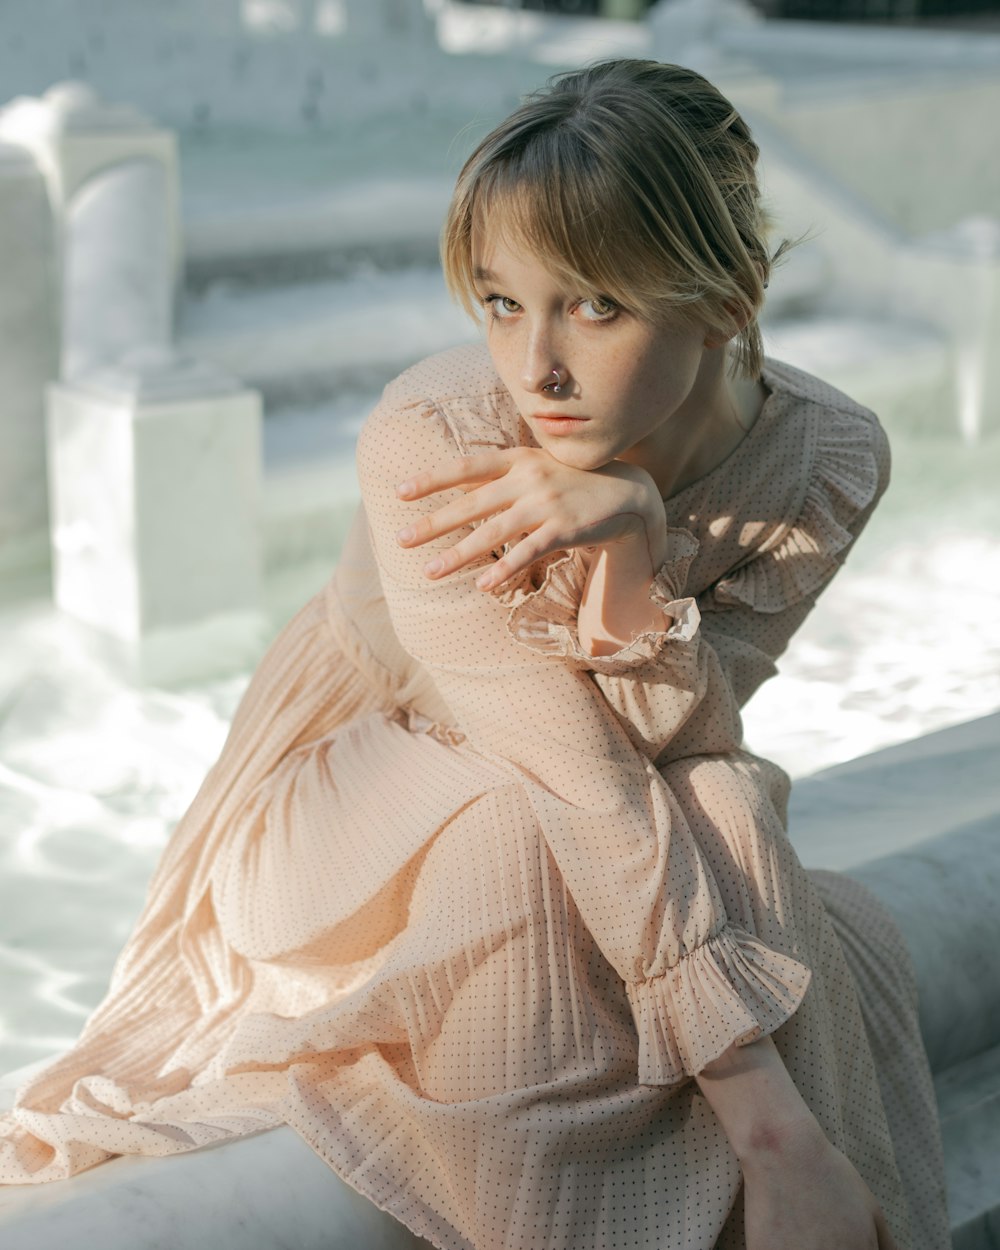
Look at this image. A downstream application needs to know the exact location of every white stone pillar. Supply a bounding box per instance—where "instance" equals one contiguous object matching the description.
[893,216,1000,444]
[46,347,266,686]
[0,141,59,577]
[0,81,181,383]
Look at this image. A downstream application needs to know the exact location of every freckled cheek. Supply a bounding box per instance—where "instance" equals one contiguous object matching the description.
[616,368,674,428]
[485,334,529,397]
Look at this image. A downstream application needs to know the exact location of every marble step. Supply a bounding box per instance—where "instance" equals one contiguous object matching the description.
[794,712,1000,1073]
[0,1106,427,1249]
[182,175,453,287]
[175,262,480,411]
[848,814,1000,1076]
[934,1044,1000,1250]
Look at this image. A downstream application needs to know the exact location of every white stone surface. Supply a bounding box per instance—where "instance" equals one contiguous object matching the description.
[45,348,264,678]
[0,143,59,574]
[788,713,1000,873]
[183,175,453,267]
[0,1105,430,1249]
[178,262,479,397]
[0,81,181,382]
[61,157,174,382]
[891,217,1000,442]
[434,2,648,63]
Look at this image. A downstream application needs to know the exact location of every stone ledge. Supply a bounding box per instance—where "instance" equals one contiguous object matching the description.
[935,1045,1000,1250]
[0,1106,427,1249]
[849,818,1000,1074]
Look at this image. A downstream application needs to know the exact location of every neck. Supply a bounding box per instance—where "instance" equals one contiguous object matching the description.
[622,346,766,501]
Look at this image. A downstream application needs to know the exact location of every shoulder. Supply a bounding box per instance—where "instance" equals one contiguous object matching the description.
[358,343,520,465]
[380,342,506,409]
[708,358,891,613]
[355,342,522,497]
[762,356,891,498]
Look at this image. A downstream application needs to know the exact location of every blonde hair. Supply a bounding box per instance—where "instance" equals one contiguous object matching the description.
[442,58,792,380]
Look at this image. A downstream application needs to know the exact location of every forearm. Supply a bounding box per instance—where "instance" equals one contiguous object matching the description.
[578,516,671,658]
[694,1034,822,1164]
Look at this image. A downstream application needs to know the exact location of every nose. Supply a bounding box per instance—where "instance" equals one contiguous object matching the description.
[520,322,568,396]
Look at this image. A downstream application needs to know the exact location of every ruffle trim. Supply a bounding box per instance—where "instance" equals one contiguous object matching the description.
[401,391,514,457]
[490,528,702,673]
[625,925,812,1086]
[710,407,884,614]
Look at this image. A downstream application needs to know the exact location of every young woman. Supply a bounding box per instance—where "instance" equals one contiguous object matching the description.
[1,59,949,1250]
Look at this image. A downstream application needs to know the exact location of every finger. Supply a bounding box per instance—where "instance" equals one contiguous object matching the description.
[396,479,512,548]
[395,450,514,501]
[475,523,564,589]
[418,508,540,580]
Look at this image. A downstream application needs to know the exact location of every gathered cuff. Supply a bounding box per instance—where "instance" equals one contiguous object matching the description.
[491,528,702,673]
[708,405,884,614]
[624,926,812,1086]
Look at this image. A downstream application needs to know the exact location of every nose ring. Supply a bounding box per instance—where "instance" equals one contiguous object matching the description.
[542,368,565,395]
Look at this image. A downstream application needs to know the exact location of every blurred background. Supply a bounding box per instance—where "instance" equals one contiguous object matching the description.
[0,0,998,1076]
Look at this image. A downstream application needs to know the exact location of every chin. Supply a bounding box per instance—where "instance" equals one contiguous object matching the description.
[547,444,615,472]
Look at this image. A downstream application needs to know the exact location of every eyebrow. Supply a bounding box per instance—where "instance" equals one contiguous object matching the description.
[472,266,499,283]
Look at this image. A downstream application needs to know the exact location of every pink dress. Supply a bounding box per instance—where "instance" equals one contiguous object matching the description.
[0,345,950,1250]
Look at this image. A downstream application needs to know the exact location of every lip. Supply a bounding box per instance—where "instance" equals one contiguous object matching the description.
[531,412,589,435]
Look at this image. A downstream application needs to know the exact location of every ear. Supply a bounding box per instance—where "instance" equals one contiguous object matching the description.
[703,297,755,349]
[703,327,733,350]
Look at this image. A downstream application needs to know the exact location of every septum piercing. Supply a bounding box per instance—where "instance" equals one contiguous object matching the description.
[543,369,565,395]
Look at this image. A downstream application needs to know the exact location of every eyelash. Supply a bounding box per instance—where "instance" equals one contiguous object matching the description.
[480,295,620,324]
[482,295,520,322]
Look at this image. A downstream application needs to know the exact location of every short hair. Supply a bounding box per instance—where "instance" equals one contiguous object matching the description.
[441,58,792,380]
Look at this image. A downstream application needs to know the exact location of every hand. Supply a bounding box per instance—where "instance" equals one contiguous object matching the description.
[394,446,666,590]
[741,1116,902,1250]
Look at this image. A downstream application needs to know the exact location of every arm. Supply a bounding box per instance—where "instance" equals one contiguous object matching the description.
[502,513,899,1246]
[696,1037,902,1250]
[357,388,811,1086]
[566,407,891,763]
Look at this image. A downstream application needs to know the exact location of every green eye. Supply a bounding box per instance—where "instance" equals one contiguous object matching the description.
[581,297,618,320]
[483,295,521,320]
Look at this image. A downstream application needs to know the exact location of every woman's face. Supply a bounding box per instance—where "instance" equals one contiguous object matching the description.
[472,234,720,480]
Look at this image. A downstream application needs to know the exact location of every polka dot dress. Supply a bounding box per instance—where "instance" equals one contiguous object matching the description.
[0,345,950,1250]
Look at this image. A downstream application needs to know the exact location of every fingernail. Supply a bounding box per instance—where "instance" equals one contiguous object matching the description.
[396,481,414,497]
[424,557,443,576]
[476,571,494,590]
[396,526,415,543]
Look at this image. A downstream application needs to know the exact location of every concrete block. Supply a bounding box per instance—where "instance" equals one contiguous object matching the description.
[935,1045,1000,1250]
[45,347,266,685]
[0,142,59,574]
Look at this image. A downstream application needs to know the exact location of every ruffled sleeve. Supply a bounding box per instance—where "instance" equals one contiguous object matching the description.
[356,370,812,1086]
[488,528,743,765]
[695,396,891,712]
[708,399,890,615]
[494,527,701,672]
